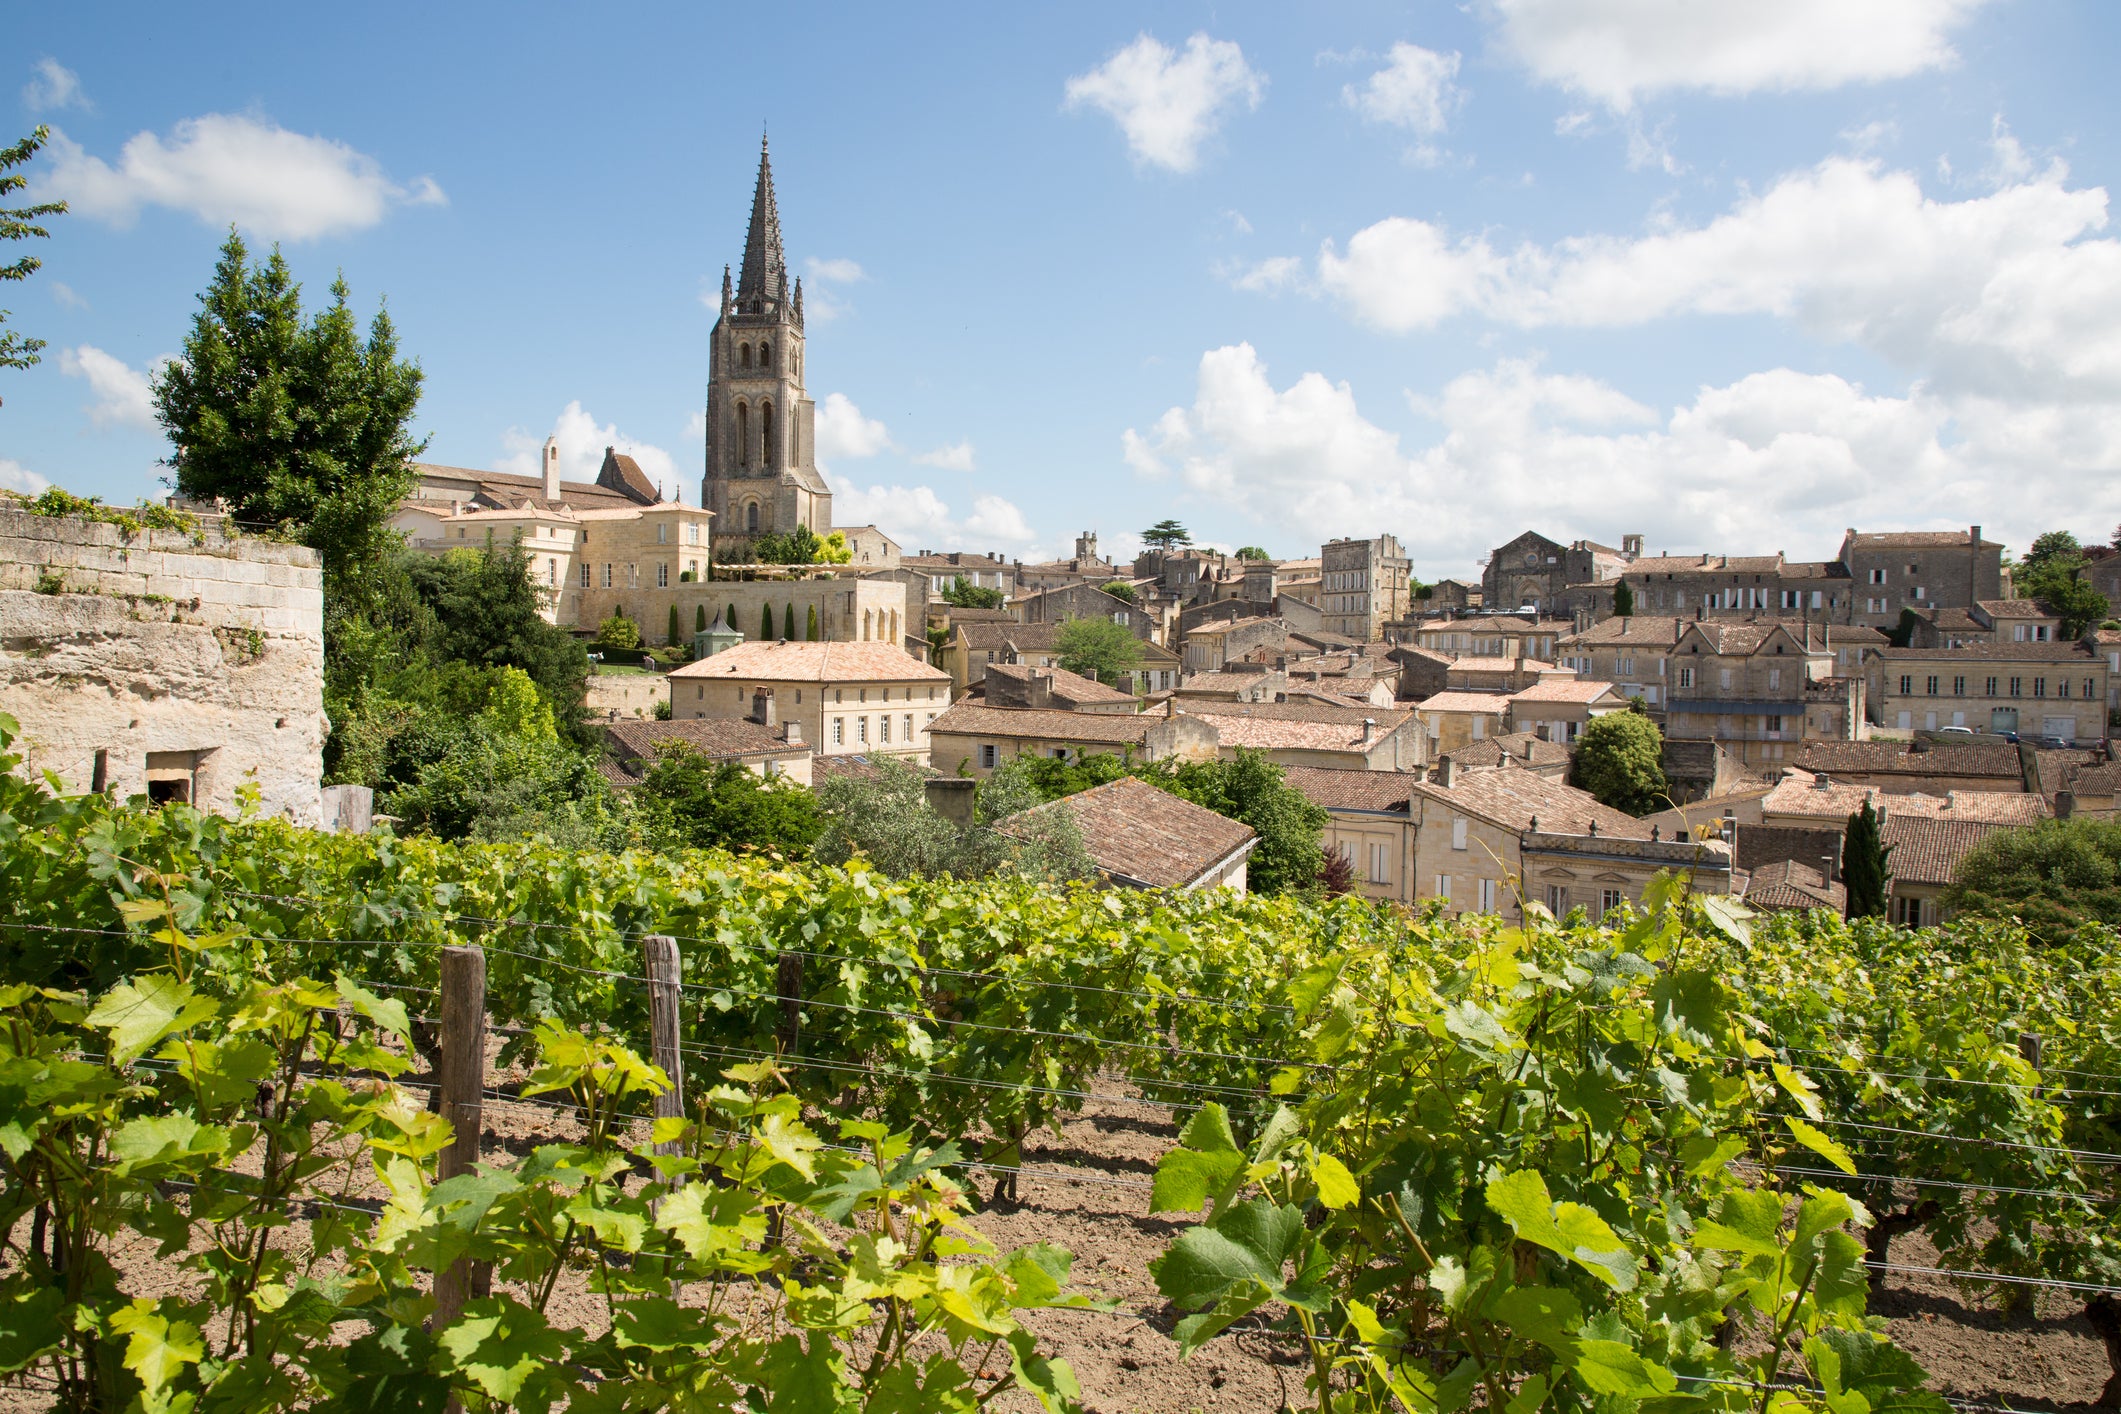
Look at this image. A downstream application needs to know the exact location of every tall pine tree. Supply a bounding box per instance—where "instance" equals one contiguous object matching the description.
[153,231,425,594]
[784,602,796,640]
[1843,800,1894,919]
[760,603,774,642]
[1612,578,1635,617]
[806,604,819,640]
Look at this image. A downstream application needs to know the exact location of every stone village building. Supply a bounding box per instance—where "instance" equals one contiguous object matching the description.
[667,640,950,764]
[1,500,326,824]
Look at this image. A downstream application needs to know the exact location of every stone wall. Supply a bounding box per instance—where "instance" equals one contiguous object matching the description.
[0,507,325,823]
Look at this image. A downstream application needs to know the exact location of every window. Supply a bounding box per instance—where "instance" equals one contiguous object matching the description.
[1435,874,1452,903]
[879,717,890,743]
[2087,678,2099,700]
[2034,677,2047,698]
[1719,668,1733,690]
[2009,677,2022,697]
[831,718,844,745]
[1370,843,1390,885]
[904,714,914,739]
[1544,884,1567,916]
[857,717,869,744]
[548,559,557,586]
[580,563,591,588]
[688,522,700,546]
[746,502,760,532]
[1898,675,1913,695]
[1678,667,1694,688]
[1925,675,1938,696]
[1478,878,1498,914]
[656,563,668,587]
[657,523,667,544]
[1600,889,1625,919]
[1451,817,1468,851]
[1768,667,1781,689]
[1953,676,1966,696]
[1870,568,1887,585]
[1985,676,1999,696]
[1766,715,1784,732]
[602,564,613,589]
[978,743,998,769]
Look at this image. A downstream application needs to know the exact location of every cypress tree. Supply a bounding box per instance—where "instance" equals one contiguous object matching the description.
[761,603,775,642]
[806,604,819,640]
[725,603,737,630]
[1843,801,1894,919]
[784,602,796,640]
[667,604,681,646]
[695,604,707,633]
[1612,578,1635,617]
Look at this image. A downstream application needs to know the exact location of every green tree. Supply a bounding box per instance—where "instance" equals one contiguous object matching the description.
[1611,578,1634,617]
[1100,580,1138,604]
[637,743,821,857]
[1843,800,1893,920]
[1944,817,2121,945]
[2023,530,2083,577]
[725,603,738,630]
[810,757,1091,882]
[2014,533,2110,639]
[397,541,591,735]
[1884,607,1923,649]
[0,127,66,380]
[1156,750,1328,896]
[668,603,681,646]
[806,604,819,640]
[1057,615,1142,687]
[760,603,774,642]
[942,575,1004,610]
[1141,519,1192,551]
[1234,546,1270,560]
[153,231,425,593]
[594,612,641,654]
[695,604,707,633]
[754,525,826,565]
[784,602,796,640]
[1569,711,1667,816]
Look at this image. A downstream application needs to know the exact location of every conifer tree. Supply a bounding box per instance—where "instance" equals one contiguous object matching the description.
[1844,801,1894,919]
[725,603,737,630]
[760,604,774,642]
[695,604,707,633]
[806,604,818,640]
[1612,579,1635,617]
[784,602,796,640]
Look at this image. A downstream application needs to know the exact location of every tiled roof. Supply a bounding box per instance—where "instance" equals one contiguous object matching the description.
[1734,824,1843,876]
[1743,860,1847,913]
[959,622,1065,652]
[412,461,642,512]
[1977,599,2054,619]
[926,703,1155,745]
[906,552,1009,571]
[1876,642,2096,662]
[1194,615,1282,637]
[668,641,950,683]
[1179,670,1283,693]
[600,449,662,503]
[1412,770,1650,837]
[1560,617,1688,647]
[1792,741,2024,780]
[1449,732,1572,772]
[2090,629,2121,645]
[1415,691,1513,714]
[813,752,936,785]
[1879,817,2009,886]
[1281,765,1418,812]
[1762,769,2049,826]
[604,718,800,763]
[1677,622,1812,655]
[2066,761,2121,797]
[595,757,646,790]
[1508,679,1623,705]
[942,607,1018,623]
[1849,530,1999,549]
[1191,713,1404,754]
[984,660,1135,706]
[1447,655,1566,673]
[1195,700,1411,726]
[1282,688,1374,711]
[1001,777,1255,889]
[1828,625,1891,643]
[1923,608,1984,631]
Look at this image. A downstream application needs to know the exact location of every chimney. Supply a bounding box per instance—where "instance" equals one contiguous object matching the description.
[782,718,803,747]
[1971,525,1982,545]
[1621,617,1630,635]
[542,436,561,502]
[1362,717,1375,744]
[1812,772,1830,789]
[925,777,978,830]
[1024,669,1053,710]
[750,688,777,728]
[1438,755,1458,788]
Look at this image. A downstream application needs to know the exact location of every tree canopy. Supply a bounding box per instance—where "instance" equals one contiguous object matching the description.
[1056,615,1142,687]
[1140,519,1192,551]
[637,745,822,858]
[0,126,66,380]
[1568,711,1667,816]
[1843,801,1893,920]
[1234,546,1271,560]
[1945,817,2121,946]
[153,231,425,593]
[1100,580,1138,604]
[1611,578,1635,617]
[2015,529,2109,639]
[942,575,1004,610]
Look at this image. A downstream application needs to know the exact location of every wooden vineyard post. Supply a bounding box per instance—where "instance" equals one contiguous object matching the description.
[643,935,686,1169]
[776,950,802,1059]
[433,944,486,1331]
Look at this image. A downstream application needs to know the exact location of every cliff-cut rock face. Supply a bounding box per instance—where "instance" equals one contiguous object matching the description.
[0,508,325,824]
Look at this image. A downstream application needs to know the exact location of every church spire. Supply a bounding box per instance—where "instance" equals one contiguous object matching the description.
[736,133,786,309]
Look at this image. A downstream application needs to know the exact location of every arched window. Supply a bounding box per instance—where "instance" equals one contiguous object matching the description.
[740,343,752,369]
[761,402,777,468]
[760,340,772,370]
[736,403,748,468]
[746,501,760,532]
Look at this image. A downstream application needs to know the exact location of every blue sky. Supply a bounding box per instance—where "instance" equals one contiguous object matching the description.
[5,1,2119,578]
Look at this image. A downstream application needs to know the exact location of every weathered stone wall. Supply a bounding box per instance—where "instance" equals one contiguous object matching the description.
[0,508,325,823]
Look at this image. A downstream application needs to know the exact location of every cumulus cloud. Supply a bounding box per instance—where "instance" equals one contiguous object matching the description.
[1310,156,2121,402]
[1344,43,1462,135]
[1481,0,1991,111]
[22,58,88,111]
[0,458,51,494]
[813,392,894,468]
[912,441,976,473]
[49,280,86,309]
[59,345,165,430]
[1124,345,2108,578]
[833,483,1035,553]
[1222,255,1303,293]
[497,401,679,498]
[805,257,865,284]
[1064,33,1264,172]
[35,113,446,241]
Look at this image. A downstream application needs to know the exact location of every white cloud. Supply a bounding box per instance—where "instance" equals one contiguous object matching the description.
[35,113,446,241]
[1224,255,1304,293]
[913,441,977,473]
[813,392,893,470]
[497,401,678,498]
[1312,156,2121,403]
[49,280,85,309]
[1125,345,2115,578]
[1344,43,1462,135]
[59,345,165,430]
[1064,33,1264,173]
[833,483,1035,554]
[22,58,87,112]
[1481,0,1991,112]
[1983,113,2035,187]
[805,257,865,284]
[0,458,51,494]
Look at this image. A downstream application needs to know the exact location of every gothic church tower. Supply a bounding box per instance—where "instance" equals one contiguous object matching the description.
[702,137,832,550]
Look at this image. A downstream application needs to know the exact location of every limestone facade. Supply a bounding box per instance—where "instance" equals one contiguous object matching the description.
[1319,534,1411,642]
[0,505,325,824]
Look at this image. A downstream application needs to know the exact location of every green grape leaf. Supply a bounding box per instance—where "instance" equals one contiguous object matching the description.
[435,1296,565,1402]
[1492,1284,1585,1353]
[109,1114,231,1176]
[610,1297,723,1351]
[334,975,412,1042]
[88,975,218,1065]
[1485,1171,1639,1291]
[1150,1198,1305,1312]
[758,1332,844,1412]
[1784,1116,1857,1176]
[1310,1152,1360,1209]
[1772,1063,1825,1122]
[655,1178,769,1260]
[1680,1133,1747,1179]
[1151,1147,1245,1214]
[1007,1328,1082,1413]
[1569,1339,1677,1396]
[0,1287,65,1375]
[1168,1277,1274,1359]
[108,1300,204,1397]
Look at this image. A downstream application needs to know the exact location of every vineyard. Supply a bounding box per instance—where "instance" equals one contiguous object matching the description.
[5,715,2121,1412]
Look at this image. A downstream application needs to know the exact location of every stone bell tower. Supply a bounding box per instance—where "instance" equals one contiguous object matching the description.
[702,136,832,552]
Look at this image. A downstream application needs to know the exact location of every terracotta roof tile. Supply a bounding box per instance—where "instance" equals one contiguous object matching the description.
[1415,691,1513,714]
[959,622,1065,653]
[1450,732,1572,771]
[1762,769,2049,825]
[1848,530,1999,549]
[927,703,1155,745]
[1412,771,1650,837]
[1879,817,2010,886]
[1000,777,1255,888]
[984,660,1136,706]
[1508,679,1624,704]
[1281,766,1418,812]
[604,718,800,762]
[669,641,949,683]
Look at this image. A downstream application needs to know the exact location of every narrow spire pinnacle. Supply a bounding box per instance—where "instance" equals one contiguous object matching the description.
[736,135,785,309]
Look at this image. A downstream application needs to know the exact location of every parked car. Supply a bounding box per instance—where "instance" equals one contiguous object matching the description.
[2038,734,2074,748]
[1937,725,1975,736]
